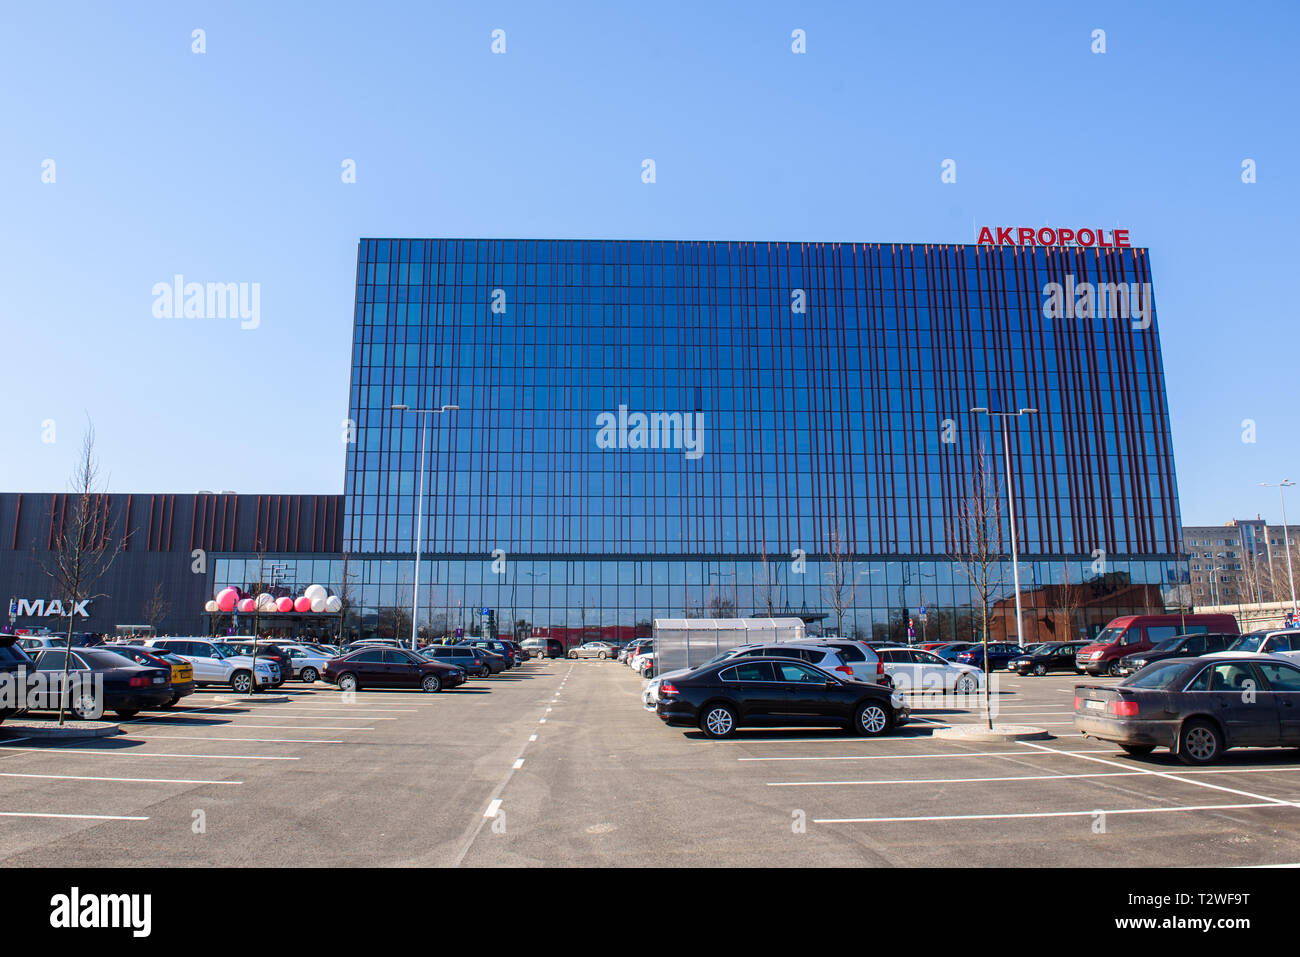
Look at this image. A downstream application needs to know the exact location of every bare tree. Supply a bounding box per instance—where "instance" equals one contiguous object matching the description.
[38,424,124,724]
[946,442,1004,729]
[142,581,170,637]
[821,526,857,637]
[1051,562,1083,641]
[336,552,359,643]
[754,544,784,616]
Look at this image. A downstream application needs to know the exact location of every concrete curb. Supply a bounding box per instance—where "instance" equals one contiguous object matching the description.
[0,720,123,740]
[932,724,1051,743]
[213,694,291,704]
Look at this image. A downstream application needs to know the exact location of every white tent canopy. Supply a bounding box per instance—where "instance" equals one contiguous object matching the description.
[652,617,807,674]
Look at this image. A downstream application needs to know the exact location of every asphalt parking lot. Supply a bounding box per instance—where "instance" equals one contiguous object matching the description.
[4,659,1300,867]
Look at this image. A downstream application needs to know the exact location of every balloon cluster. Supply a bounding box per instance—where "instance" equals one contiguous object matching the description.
[204,583,342,615]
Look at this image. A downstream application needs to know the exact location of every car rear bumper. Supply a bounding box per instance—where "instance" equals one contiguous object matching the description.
[1075,714,1178,748]
[170,680,196,698]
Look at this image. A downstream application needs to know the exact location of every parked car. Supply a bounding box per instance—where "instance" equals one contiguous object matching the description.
[804,638,889,684]
[0,636,35,726]
[27,647,173,720]
[1075,614,1240,677]
[1118,633,1237,676]
[645,642,857,708]
[227,641,293,687]
[1227,630,1300,656]
[421,644,491,677]
[1007,641,1091,676]
[101,644,195,706]
[147,638,278,693]
[324,646,464,692]
[1075,653,1300,764]
[519,638,546,657]
[568,641,616,660]
[656,656,910,739]
[934,642,979,661]
[538,638,566,659]
[955,642,1027,673]
[622,640,652,664]
[462,638,517,668]
[878,646,983,692]
[233,640,331,683]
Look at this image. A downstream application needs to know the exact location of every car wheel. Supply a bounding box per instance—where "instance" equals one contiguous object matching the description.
[1120,744,1156,756]
[598,651,607,660]
[421,674,442,693]
[337,672,359,693]
[568,652,577,659]
[115,709,139,720]
[1033,663,1047,676]
[854,701,891,737]
[1108,661,1123,677]
[163,696,179,708]
[300,667,319,684]
[69,694,100,720]
[955,673,977,694]
[1177,719,1223,765]
[700,704,737,739]
[230,670,253,694]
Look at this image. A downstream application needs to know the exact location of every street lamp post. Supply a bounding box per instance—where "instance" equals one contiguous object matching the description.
[392,403,460,650]
[971,406,1037,649]
[1259,480,1298,617]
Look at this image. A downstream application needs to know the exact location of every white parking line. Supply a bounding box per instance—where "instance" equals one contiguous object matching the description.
[1018,741,1300,809]
[0,811,150,821]
[739,749,1119,762]
[0,771,242,785]
[513,759,524,769]
[140,734,342,744]
[814,803,1283,824]
[770,766,1300,787]
[485,799,503,818]
[148,724,373,731]
[0,746,298,761]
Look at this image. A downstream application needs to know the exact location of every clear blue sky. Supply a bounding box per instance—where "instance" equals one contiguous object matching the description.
[1,0,1295,526]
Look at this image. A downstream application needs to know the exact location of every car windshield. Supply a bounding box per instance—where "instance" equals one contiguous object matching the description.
[1123,662,1190,689]
[1092,626,1124,646]
[1228,634,1265,652]
[1024,644,1050,654]
[1150,636,1186,652]
[212,643,240,657]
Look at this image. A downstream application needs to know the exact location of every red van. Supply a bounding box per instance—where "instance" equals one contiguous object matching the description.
[1075,614,1240,676]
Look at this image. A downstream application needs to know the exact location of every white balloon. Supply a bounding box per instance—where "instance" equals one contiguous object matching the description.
[324,595,342,613]
[204,600,219,613]
[310,597,326,613]
[256,592,275,608]
[304,584,327,602]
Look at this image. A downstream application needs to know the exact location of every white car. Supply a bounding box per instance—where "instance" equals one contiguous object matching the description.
[148,638,278,693]
[630,649,656,676]
[875,646,983,693]
[242,641,331,682]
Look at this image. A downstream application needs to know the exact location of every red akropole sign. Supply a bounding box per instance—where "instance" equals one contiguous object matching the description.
[976,226,1130,248]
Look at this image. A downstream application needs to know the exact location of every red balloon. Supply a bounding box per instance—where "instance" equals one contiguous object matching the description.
[294,596,312,613]
[275,596,294,613]
[218,591,237,613]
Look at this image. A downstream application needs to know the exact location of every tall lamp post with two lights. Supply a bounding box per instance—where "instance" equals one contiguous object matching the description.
[391,403,460,650]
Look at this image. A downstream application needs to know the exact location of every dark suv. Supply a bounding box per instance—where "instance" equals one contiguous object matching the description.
[422,644,490,677]
[0,636,35,726]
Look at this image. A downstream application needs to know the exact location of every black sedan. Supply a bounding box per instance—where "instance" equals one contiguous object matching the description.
[1117,633,1237,676]
[27,648,173,720]
[1075,654,1300,764]
[1007,641,1090,676]
[323,646,465,692]
[656,656,909,739]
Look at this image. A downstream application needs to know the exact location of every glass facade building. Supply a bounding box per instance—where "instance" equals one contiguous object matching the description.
[329,237,1184,644]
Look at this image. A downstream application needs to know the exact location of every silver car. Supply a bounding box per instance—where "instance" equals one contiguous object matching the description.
[568,641,615,660]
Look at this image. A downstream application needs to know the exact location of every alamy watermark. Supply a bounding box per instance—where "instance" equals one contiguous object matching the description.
[152,274,260,330]
[595,405,705,460]
[1042,273,1152,330]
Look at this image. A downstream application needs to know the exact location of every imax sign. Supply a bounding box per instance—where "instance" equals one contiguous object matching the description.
[9,598,92,618]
